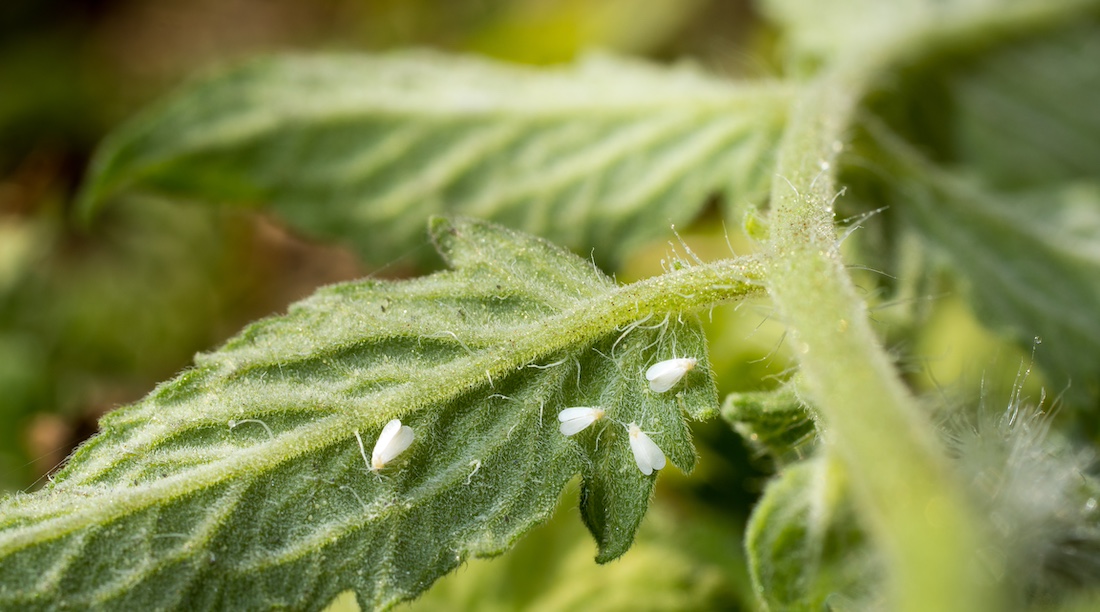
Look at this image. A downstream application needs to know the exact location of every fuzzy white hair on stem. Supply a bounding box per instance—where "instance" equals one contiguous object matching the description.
[645,357,698,392]
[557,407,606,436]
[369,419,415,471]
[627,422,666,476]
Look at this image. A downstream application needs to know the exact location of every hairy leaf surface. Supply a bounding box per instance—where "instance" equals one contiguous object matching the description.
[76,51,789,268]
[722,382,816,465]
[0,217,755,611]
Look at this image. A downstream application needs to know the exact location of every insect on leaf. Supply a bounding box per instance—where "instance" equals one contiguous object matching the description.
[0,217,731,611]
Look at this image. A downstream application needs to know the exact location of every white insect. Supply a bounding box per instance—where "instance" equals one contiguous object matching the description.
[371,419,415,471]
[557,407,606,436]
[627,422,666,476]
[645,357,698,393]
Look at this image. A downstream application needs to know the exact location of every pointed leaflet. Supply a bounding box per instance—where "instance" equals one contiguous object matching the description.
[722,382,817,465]
[0,217,738,611]
[76,51,789,268]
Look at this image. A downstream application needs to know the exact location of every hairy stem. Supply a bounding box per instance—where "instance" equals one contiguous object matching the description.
[763,69,999,611]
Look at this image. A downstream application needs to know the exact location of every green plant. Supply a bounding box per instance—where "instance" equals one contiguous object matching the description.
[3,0,1100,610]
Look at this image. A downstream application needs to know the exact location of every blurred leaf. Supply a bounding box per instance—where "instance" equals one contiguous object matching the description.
[945,19,1100,190]
[0,220,44,294]
[0,199,255,490]
[847,18,1100,405]
[78,51,789,268]
[863,122,1100,404]
[0,220,50,489]
[1056,591,1100,612]
[722,381,816,465]
[0,217,729,610]
[0,333,48,490]
[761,0,1090,66]
[762,0,937,62]
[745,456,877,611]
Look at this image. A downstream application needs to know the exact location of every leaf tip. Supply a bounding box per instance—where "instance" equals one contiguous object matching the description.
[427,214,463,266]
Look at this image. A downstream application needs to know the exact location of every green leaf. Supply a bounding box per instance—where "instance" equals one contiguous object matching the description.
[745,456,878,611]
[911,180,1100,404]
[762,0,938,62]
[945,20,1100,189]
[845,19,1100,405]
[76,51,790,268]
[721,382,816,465]
[859,118,1100,405]
[0,217,760,610]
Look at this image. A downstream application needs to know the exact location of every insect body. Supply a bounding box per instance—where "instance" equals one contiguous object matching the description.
[371,419,415,471]
[645,357,697,393]
[557,407,606,436]
[627,422,666,475]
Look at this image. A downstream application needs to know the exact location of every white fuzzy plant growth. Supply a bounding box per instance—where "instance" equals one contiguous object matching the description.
[944,388,1100,602]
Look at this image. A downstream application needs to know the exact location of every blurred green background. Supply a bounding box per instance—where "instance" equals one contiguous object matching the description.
[0,1,1040,609]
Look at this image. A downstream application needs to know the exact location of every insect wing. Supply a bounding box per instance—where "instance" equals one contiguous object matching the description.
[558,407,602,436]
[382,425,415,464]
[645,358,696,392]
[372,419,414,467]
[628,424,666,475]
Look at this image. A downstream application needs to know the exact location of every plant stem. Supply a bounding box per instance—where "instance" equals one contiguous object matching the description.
[763,69,999,611]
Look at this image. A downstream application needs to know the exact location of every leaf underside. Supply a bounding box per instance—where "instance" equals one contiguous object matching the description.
[859,20,1100,404]
[0,217,719,611]
[76,51,789,268]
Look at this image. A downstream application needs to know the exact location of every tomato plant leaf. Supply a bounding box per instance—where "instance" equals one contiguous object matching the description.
[722,383,816,465]
[945,20,1100,190]
[745,456,878,610]
[0,217,760,611]
[904,178,1100,404]
[860,116,1100,405]
[76,51,789,268]
[846,19,1100,404]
